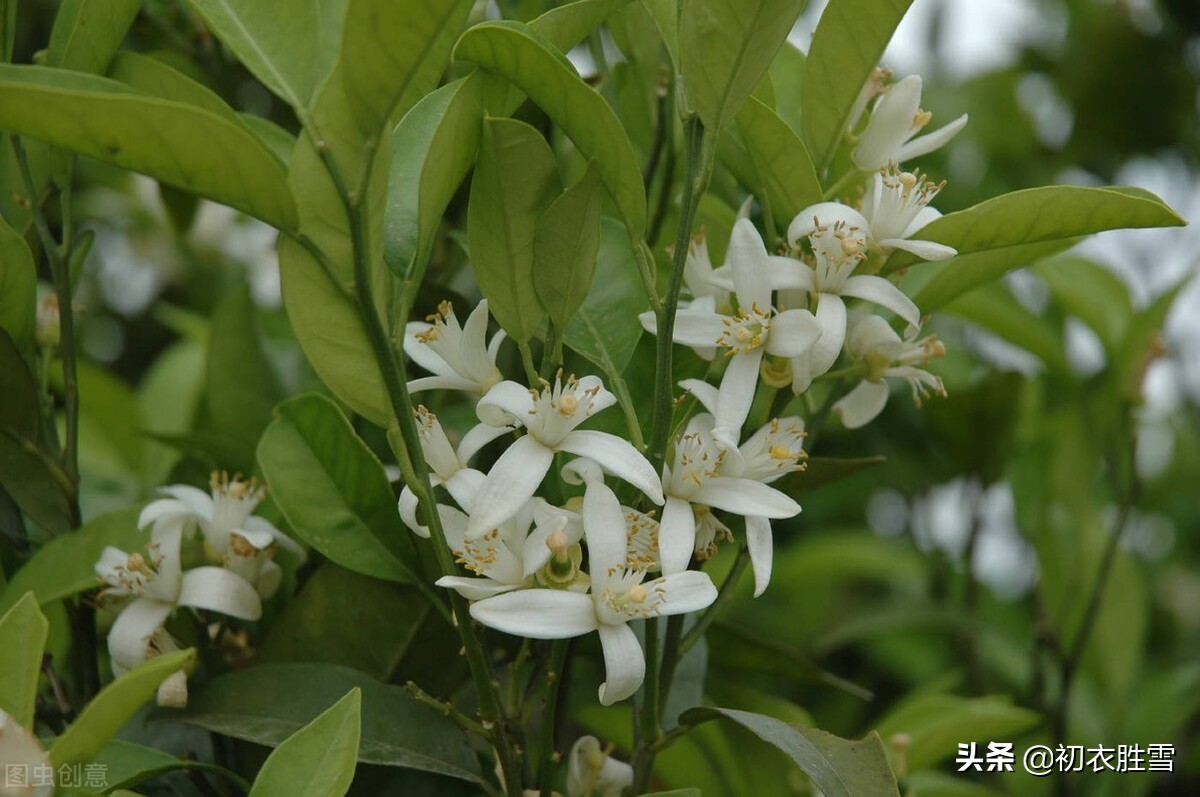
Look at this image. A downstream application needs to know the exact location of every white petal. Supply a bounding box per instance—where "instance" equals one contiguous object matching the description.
[0,707,52,791]
[559,431,664,505]
[638,309,658,335]
[834,379,890,429]
[436,576,522,601]
[138,498,196,530]
[795,293,847,390]
[243,516,306,562]
[444,467,486,514]
[158,485,214,520]
[597,623,644,706]
[853,74,924,170]
[581,480,628,590]
[846,314,901,358]
[744,515,774,598]
[476,380,537,428]
[651,570,719,615]
[678,378,719,415]
[766,256,817,292]
[458,300,494,380]
[841,275,921,327]
[727,218,771,310]
[408,375,478,394]
[713,348,764,448]
[693,477,800,519]
[895,113,969,163]
[669,307,726,349]
[177,567,263,620]
[881,237,957,261]
[469,589,597,639]
[466,436,553,538]
[156,669,189,709]
[765,308,822,358]
[107,598,173,672]
[658,496,696,576]
[230,526,274,550]
[404,320,454,376]
[457,422,511,465]
[902,205,942,238]
[398,486,429,537]
[788,203,871,247]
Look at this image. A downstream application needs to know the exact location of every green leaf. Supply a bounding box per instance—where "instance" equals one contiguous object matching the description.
[942,283,1070,373]
[734,95,821,228]
[873,694,1041,773]
[679,0,805,131]
[641,791,703,796]
[533,0,635,52]
[89,739,252,792]
[534,160,603,330]
[240,113,297,165]
[1036,256,1134,353]
[767,41,805,136]
[206,282,284,474]
[107,51,244,121]
[49,649,197,767]
[257,393,419,583]
[883,185,1185,276]
[0,216,35,351]
[679,707,900,797]
[169,662,481,782]
[249,688,361,797]
[0,65,297,229]
[803,0,914,170]
[467,117,559,343]
[1114,281,1183,398]
[0,592,48,728]
[46,0,141,74]
[260,563,431,681]
[906,238,1081,313]
[564,218,649,375]
[455,20,648,239]
[2,0,15,62]
[184,0,346,109]
[0,505,143,614]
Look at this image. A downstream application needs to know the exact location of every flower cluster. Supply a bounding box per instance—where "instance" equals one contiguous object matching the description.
[94,472,304,706]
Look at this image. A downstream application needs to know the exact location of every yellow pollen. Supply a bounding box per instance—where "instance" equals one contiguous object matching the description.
[913,110,932,129]
[558,393,579,416]
[840,236,862,257]
[769,444,793,460]
[627,585,648,604]
[229,534,258,557]
[127,552,146,572]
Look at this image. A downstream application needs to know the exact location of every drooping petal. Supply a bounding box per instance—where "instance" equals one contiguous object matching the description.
[841,275,921,327]
[727,218,772,310]
[177,567,263,620]
[895,113,969,163]
[678,378,719,415]
[408,375,478,394]
[466,435,554,539]
[398,487,429,538]
[744,515,774,598]
[230,525,275,550]
[658,496,696,576]
[444,467,486,514]
[693,477,800,519]
[765,308,822,358]
[138,498,197,530]
[833,379,890,429]
[404,321,455,377]
[243,516,306,562]
[558,431,664,505]
[476,380,537,428]
[713,347,764,448]
[158,485,214,521]
[469,589,598,639]
[436,575,522,601]
[880,237,957,261]
[106,598,173,673]
[788,203,871,247]
[791,293,847,393]
[597,622,645,706]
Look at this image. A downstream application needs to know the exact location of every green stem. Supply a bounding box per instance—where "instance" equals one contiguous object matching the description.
[537,639,571,797]
[611,375,646,451]
[518,341,541,385]
[540,324,564,381]
[678,546,751,657]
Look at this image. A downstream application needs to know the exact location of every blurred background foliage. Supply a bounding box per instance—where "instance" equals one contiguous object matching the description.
[1,0,1197,796]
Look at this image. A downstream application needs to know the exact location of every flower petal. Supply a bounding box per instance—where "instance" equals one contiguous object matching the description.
[678,378,719,415]
[853,74,924,170]
[788,203,871,247]
[444,467,486,514]
[841,275,920,327]
[158,485,214,520]
[693,477,800,519]
[833,379,890,429]
[559,431,664,505]
[138,498,196,530]
[435,576,522,601]
[895,113,969,163]
[765,308,822,358]
[791,293,847,393]
[658,496,696,576]
[880,237,957,261]
[243,516,306,562]
[177,567,263,620]
[398,486,429,537]
[713,348,764,448]
[469,589,597,639]
[744,515,774,598]
[651,570,719,616]
[597,622,645,706]
[409,375,478,394]
[476,380,536,428]
[466,435,554,538]
[458,300,494,380]
[457,422,511,465]
[581,480,628,591]
[668,306,726,349]
[727,218,772,310]
[107,597,173,673]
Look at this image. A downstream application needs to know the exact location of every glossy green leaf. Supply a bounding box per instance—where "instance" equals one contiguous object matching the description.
[679,0,804,131]
[49,649,196,767]
[0,216,35,351]
[240,113,297,164]
[170,663,481,781]
[767,41,805,136]
[803,0,914,170]
[641,791,702,796]
[0,592,48,728]
[257,393,418,583]
[260,563,431,681]
[884,185,1184,276]
[735,95,821,228]
[206,282,284,474]
[455,20,648,239]
[874,694,1041,773]
[467,117,559,343]
[1114,281,1183,398]
[184,0,345,109]
[0,65,297,228]
[679,707,900,797]
[46,0,141,73]
[640,0,679,69]
[384,76,483,277]
[107,51,248,127]
[907,238,1081,313]
[0,505,143,614]
[564,218,649,375]
[89,739,252,792]
[533,0,634,51]
[942,283,1070,373]
[534,160,603,330]
[249,688,361,797]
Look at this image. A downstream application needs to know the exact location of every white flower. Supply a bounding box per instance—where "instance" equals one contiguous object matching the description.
[95,521,262,705]
[137,472,305,598]
[0,709,52,797]
[853,74,968,171]
[469,474,717,705]
[833,315,947,429]
[788,167,957,262]
[566,736,633,797]
[641,219,822,448]
[404,299,505,396]
[656,413,800,576]
[466,374,663,539]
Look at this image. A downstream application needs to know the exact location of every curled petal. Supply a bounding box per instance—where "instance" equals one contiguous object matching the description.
[597,623,645,706]
[745,515,774,598]
[678,378,719,416]
[841,275,920,327]
[177,567,263,620]
[788,203,871,248]
[435,576,522,601]
[476,381,537,428]
[559,431,664,505]
[158,485,214,521]
[107,598,173,673]
[456,422,511,466]
[398,487,429,538]
[834,379,890,429]
[138,498,197,530]
[881,237,957,261]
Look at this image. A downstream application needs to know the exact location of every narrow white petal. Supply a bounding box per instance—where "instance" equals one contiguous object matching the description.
[834,379,890,429]
[895,113,969,163]
[669,308,727,349]
[881,237,957,261]
[678,378,719,415]
[559,431,664,505]
[651,570,719,615]
[138,498,195,530]
[398,487,430,537]
[408,375,478,394]
[788,203,871,247]
[177,567,263,620]
[231,527,274,550]
[841,275,921,327]
[156,669,189,709]
[714,349,764,447]
[107,598,173,672]
[466,436,553,538]
[800,293,848,385]
[444,468,486,514]
[597,623,645,706]
[458,300,494,380]
[158,485,214,520]
[487,330,507,362]
[435,576,522,601]
[853,74,924,170]
[582,480,628,589]
[659,497,696,576]
[765,309,822,358]
[469,589,597,639]
[744,515,774,598]
[727,218,772,310]
[847,315,902,358]
[457,422,511,465]
[476,381,537,428]
[693,477,800,519]
[404,321,455,377]
[902,205,942,238]
[766,257,817,292]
